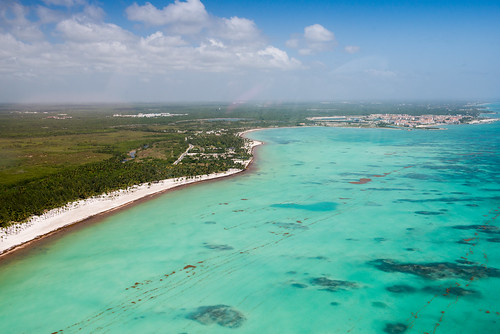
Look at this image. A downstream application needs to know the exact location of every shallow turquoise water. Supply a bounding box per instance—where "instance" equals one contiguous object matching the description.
[1,110,499,333]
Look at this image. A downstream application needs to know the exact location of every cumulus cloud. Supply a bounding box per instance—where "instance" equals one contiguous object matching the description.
[56,19,135,43]
[126,0,209,34]
[304,24,334,42]
[0,0,300,81]
[215,16,261,42]
[37,6,66,24]
[76,4,105,22]
[36,3,103,25]
[287,24,337,55]
[0,32,56,77]
[257,46,301,70]
[192,42,301,72]
[141,31,187,49]
[206,38,225,49]
[125,1,264,47]
[0,2,44,41]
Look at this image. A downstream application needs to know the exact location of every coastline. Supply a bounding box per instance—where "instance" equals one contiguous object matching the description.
[0,130,263,258]
[9,119,492,259]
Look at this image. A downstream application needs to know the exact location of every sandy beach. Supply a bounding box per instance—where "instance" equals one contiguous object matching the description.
[0,132,263,257]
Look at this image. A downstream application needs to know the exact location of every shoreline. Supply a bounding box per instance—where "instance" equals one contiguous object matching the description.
[0,130,263,258]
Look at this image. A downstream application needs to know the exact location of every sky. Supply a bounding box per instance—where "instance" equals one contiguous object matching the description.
[0,0,499,103]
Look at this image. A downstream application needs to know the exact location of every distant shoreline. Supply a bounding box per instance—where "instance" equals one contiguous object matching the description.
[307,113,499,130]
[0,130,263,259]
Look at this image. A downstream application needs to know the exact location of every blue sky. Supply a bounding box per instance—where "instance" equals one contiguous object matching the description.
[1,0,499,103]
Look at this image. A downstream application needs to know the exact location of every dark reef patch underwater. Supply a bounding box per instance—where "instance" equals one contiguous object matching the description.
[451,224,500,234]
[187,305,246,328]
[369,259,500,280]
[204,243,234,251]
[310,277,359,292]
[421,286,481,298]
[383,322,408,334]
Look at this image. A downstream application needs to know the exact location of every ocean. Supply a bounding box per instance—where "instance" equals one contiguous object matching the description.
[0,105,499,333]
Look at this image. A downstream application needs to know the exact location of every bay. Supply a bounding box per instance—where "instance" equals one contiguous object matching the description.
[0,109,499,333]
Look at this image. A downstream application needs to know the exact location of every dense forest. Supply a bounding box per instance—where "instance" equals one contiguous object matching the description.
[0,101,484,226]
[0,151,244,225]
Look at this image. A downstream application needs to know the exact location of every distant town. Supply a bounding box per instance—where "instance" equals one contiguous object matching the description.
[113,112,187,118]
[308,113,498,129]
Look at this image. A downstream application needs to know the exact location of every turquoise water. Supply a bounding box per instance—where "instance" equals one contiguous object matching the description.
[1,109,499,333]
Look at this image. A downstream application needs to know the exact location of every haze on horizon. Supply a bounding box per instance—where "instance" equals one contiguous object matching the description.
[1,0,499,104]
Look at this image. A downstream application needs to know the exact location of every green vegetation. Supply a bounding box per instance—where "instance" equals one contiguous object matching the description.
[0,101,484,226]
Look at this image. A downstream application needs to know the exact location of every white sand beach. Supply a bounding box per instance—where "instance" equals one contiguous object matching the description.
[0,134,262,257]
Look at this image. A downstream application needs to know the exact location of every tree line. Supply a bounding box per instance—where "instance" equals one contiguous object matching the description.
[0,133,249,227]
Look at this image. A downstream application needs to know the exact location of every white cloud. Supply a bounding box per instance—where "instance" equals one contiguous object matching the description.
[141,31,187,49]
[56,19,135,43]
[256,46,302,70]
[76,4,105,22]
[0,1,28,22]
[216,17,260,42]
[298,48,313,56]
[37,6,65,24]
[0,2,44,41]
[37,4,103,25]
[285,38,299,48]
[126,0,209,34]
[192,42,301,72]
[304,24,334,42]
[344,45,360,54]
[1,20,299,79]
[0,0,304,103]
[0,32,56,75]
[287,24,336,55]
[207,38,225,49]
[126,2,264,45]
[42,0,84,7]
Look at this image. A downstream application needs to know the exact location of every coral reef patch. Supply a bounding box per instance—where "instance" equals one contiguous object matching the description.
[310,277,358,292]
[369,259,500,280]
[383,322,408,333]
[204,244,234,251]
[187,305,245,328]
